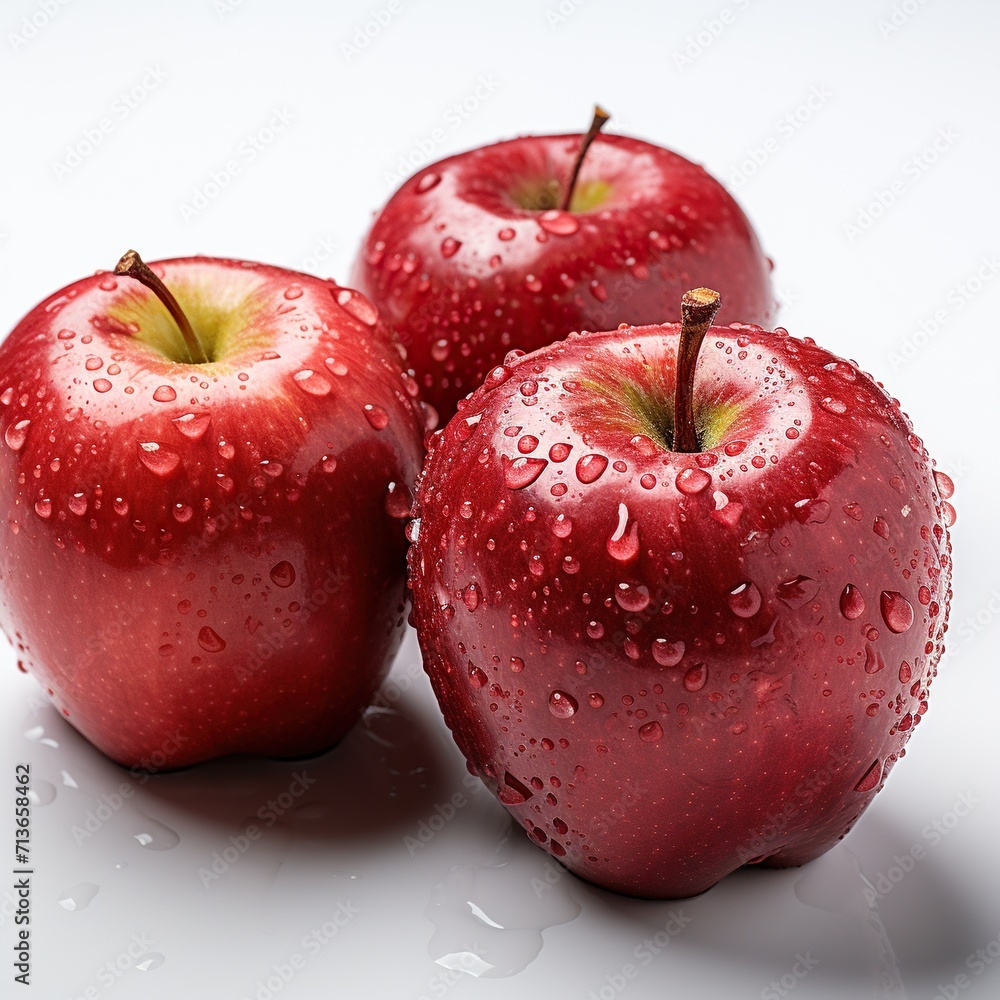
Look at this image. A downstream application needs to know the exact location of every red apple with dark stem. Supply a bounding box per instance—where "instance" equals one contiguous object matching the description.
[352,107,776,422]
[0,252,427,768]
[407,289,954,898]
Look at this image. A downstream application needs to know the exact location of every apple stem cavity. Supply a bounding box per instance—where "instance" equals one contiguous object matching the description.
[559,104,611,212]
[114,250,210,365]
[673,287,722,453]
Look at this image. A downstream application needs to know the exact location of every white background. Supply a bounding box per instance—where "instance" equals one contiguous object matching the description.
[1,1,998,998]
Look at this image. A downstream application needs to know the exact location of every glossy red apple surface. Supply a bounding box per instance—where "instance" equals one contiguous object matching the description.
[0,255,426,768]
[407,302,954,898]
[352,122,775,422]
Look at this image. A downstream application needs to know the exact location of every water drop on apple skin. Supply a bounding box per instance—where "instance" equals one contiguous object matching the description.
[727,581,761,617]
[840,584,865,620]
[269,561,296,588]
[548,690,578,718]
[197,626,226,653]
[880,591,914,633]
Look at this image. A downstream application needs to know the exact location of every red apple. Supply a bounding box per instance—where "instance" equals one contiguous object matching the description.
[407,289,954,899]
[352,108,775,421]
[0,252,427,768]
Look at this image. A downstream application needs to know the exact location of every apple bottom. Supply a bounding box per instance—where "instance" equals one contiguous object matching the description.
[428,661,895,900]
[5,533,409,770]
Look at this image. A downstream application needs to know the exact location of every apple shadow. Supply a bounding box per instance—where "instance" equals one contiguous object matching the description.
[28,688,457,846]
[567,808,985,995]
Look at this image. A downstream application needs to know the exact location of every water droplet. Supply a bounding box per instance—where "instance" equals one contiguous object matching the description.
[294,369,332,396]
[283,284,304,300]
[934,470,955,500]
[85,356,103,371]
[821,397,848,415]
[615,582,650,613]
[440,237,462,258]
[606,503,639,561]
[385,481,413,519]
[336,288,379,326]
[325,356,349,377]
[93,379,113,393]
[777,575,820,609]
[4,419,30,451]
[137,442,181,476]
[468,663,488,689]
[840,584,865,620]
[469,578,497,617]
[652,638,685,667]
[575,453,608,484]
[509,656,525,673]
[639,720,663,742]
[941,501,956,527]
[132,815,180,850]
[364,404,389,430]
[675,468,711,494]
[270,561,296,588]
[843,502,864,521]
[503,456,547,489]
[517,434,539,454]
[854,759,882,792]
[793,498,831,524]
[197,626,226,652]
[683,663,708,692]
[67,492,88,516]
[863,643,885,674]
[880,591,913,633]
[548,690,578,718]
[538,210,580,236]
[551,514,573,538]
[873,516,889,539]
[153,385,177,403]
[172,412,211,440]
[727,581,762,618]
[498,227,516,241]
[58,882,100,911]
[416,171,441,193]
[34,498,52,519]
[588,692,604,708]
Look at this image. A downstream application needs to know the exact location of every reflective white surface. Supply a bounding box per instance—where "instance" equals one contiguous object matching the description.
[1,1,998,997]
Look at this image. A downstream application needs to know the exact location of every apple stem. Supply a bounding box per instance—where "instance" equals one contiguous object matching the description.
[559,104,610,212]
[673,288,722,453]
[113,250,210,365]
